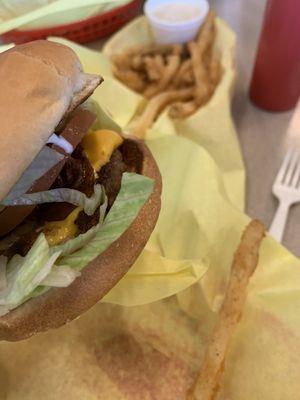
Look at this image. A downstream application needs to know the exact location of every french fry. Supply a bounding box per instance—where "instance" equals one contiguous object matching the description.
[168,100,198,119]
[154,54,166,73]
[144,55,164,82]
[144,44,178,56]
[172,43,184,56]
[111,10,221,126]
[132,87,194,138]
[182,69,195,85]
[188,41,211,106]
[131,54,144,71]
[111,52,132,70]
[197,10,216,55]
[209,58,221,87]
[144,54,181,98]
[112,66,146,93]
[173,59,192,87]
[189,220,265,400]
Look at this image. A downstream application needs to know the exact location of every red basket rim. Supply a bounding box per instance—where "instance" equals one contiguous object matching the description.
[3,0,141,37]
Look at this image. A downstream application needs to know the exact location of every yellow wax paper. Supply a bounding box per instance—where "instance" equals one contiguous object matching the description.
[0,0,130,32]
[1,17,300,400]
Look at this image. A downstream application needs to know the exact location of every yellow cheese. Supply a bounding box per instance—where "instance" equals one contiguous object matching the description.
[44,207,81,246]
[81,129,123,171]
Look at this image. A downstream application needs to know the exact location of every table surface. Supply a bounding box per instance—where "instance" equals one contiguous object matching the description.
[91,0,298,256]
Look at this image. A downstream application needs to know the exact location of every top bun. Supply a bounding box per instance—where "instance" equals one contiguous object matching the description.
[0,40,101,202]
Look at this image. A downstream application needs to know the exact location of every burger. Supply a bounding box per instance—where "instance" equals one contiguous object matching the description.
[0,40,161,341]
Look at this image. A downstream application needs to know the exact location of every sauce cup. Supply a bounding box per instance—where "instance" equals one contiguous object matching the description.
[144,0,209,44]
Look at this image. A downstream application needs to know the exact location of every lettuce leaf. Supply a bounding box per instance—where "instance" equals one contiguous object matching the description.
[2,184,104,216]
[59,173,154,270]
[51,224,100,257]
[50,193,108,257]
[0,235,61,307]
[0,173,154,313]
[41,265,80,287]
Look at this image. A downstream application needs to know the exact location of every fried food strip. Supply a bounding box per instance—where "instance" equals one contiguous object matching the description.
[197,10,216,54]
[111,11,220,121]
[173,59,193,88]
[139,43,177,57]
[198,11,217,68]
[111,52,132,70]
[132,87,194,138]
[209,58,222,87]
[188,41,211,106]
[168,100,198,119]
[112,66,146,93]
[172,43,184,56]
[144,54,181,98]
[182,67,194,85]
[154,54,166,73]
[190,220,265,400]
[144,55,165,82]
[131,54,144,71]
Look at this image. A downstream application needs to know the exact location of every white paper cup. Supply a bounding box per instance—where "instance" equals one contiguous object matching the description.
[144,0,209,45]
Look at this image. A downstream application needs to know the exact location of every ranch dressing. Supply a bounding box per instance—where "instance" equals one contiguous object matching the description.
[152,2,202,23]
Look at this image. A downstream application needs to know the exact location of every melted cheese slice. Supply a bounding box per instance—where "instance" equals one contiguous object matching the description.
[44,207,81,246]
[82,129,123,171]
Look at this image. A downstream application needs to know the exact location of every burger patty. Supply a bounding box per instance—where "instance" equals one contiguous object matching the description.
[7,230,40,257]
[6,147,126,256]
[97,148,126,209]
[75,149,126,234]
[54,145,95,196]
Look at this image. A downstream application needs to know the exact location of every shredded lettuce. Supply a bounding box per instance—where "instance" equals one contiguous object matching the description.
[50,193,108,257]
[0,235,61,308]
[3,146,65,203]
[0,256,7,291]
[60,173,154,271]
[0,172,154,314]
[51,224,100,257]
[2,184,104,217]
[41,265,80,287]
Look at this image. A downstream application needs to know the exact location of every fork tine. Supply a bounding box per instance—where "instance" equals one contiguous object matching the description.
[291,153,300,187]
[275,149,294,184]
[284,150,299,185]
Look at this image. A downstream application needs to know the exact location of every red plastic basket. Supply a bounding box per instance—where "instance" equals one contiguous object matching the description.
[0,0,142,44]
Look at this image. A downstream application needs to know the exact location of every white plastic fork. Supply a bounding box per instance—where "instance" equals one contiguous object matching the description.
[269,149,300,242]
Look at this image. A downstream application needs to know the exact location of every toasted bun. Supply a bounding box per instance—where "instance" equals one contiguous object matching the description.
[0,40,102,202]
[0,137,162,341]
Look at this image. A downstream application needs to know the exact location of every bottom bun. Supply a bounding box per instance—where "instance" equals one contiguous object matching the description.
[0,137,162,341]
